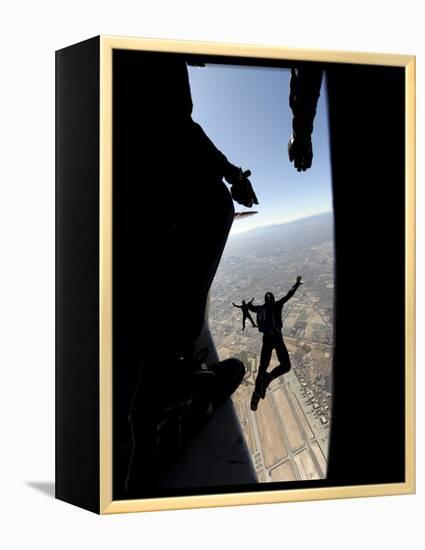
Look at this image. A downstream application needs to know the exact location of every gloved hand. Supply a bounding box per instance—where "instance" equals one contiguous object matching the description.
[288,133,313,172]
[225,166,259,208]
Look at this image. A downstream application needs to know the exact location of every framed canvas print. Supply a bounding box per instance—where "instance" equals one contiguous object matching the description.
[55,35,415,514]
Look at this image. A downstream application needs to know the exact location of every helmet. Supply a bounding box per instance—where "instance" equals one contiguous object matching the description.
[264,292,275,304]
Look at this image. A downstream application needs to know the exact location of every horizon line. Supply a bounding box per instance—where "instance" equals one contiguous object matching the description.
[230,209,333,236]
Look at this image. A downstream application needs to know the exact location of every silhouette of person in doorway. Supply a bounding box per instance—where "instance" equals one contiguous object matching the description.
[232,298,257,330]
[287,67,323,172]
[286,64,406,485]
[113,50,259,497]
[248,277,303,411]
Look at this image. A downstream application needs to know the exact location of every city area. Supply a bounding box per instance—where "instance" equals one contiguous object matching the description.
[210,212,334,482]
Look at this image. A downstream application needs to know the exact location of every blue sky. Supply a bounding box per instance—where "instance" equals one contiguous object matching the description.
[188,64,333,234]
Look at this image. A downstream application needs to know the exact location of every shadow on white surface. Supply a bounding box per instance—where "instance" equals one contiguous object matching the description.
[26,481,55,498]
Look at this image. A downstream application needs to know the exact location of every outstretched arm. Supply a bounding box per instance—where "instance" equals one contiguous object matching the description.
[189,121,231,176]
[288,68,323,172]
[232,302,242,309]
[247,303,261,313]
[278,276,303,305]
[188,119,258,208]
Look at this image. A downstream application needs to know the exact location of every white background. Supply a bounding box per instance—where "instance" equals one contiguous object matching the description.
[0,1,423,548]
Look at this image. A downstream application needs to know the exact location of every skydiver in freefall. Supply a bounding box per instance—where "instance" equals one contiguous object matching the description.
[248,276,303,411]
[232,298,257,330]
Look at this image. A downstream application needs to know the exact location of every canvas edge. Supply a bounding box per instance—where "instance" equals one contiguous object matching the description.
[98,36,416,515]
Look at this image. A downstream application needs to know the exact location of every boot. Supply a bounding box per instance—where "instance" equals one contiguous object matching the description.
[126,350,246,494]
